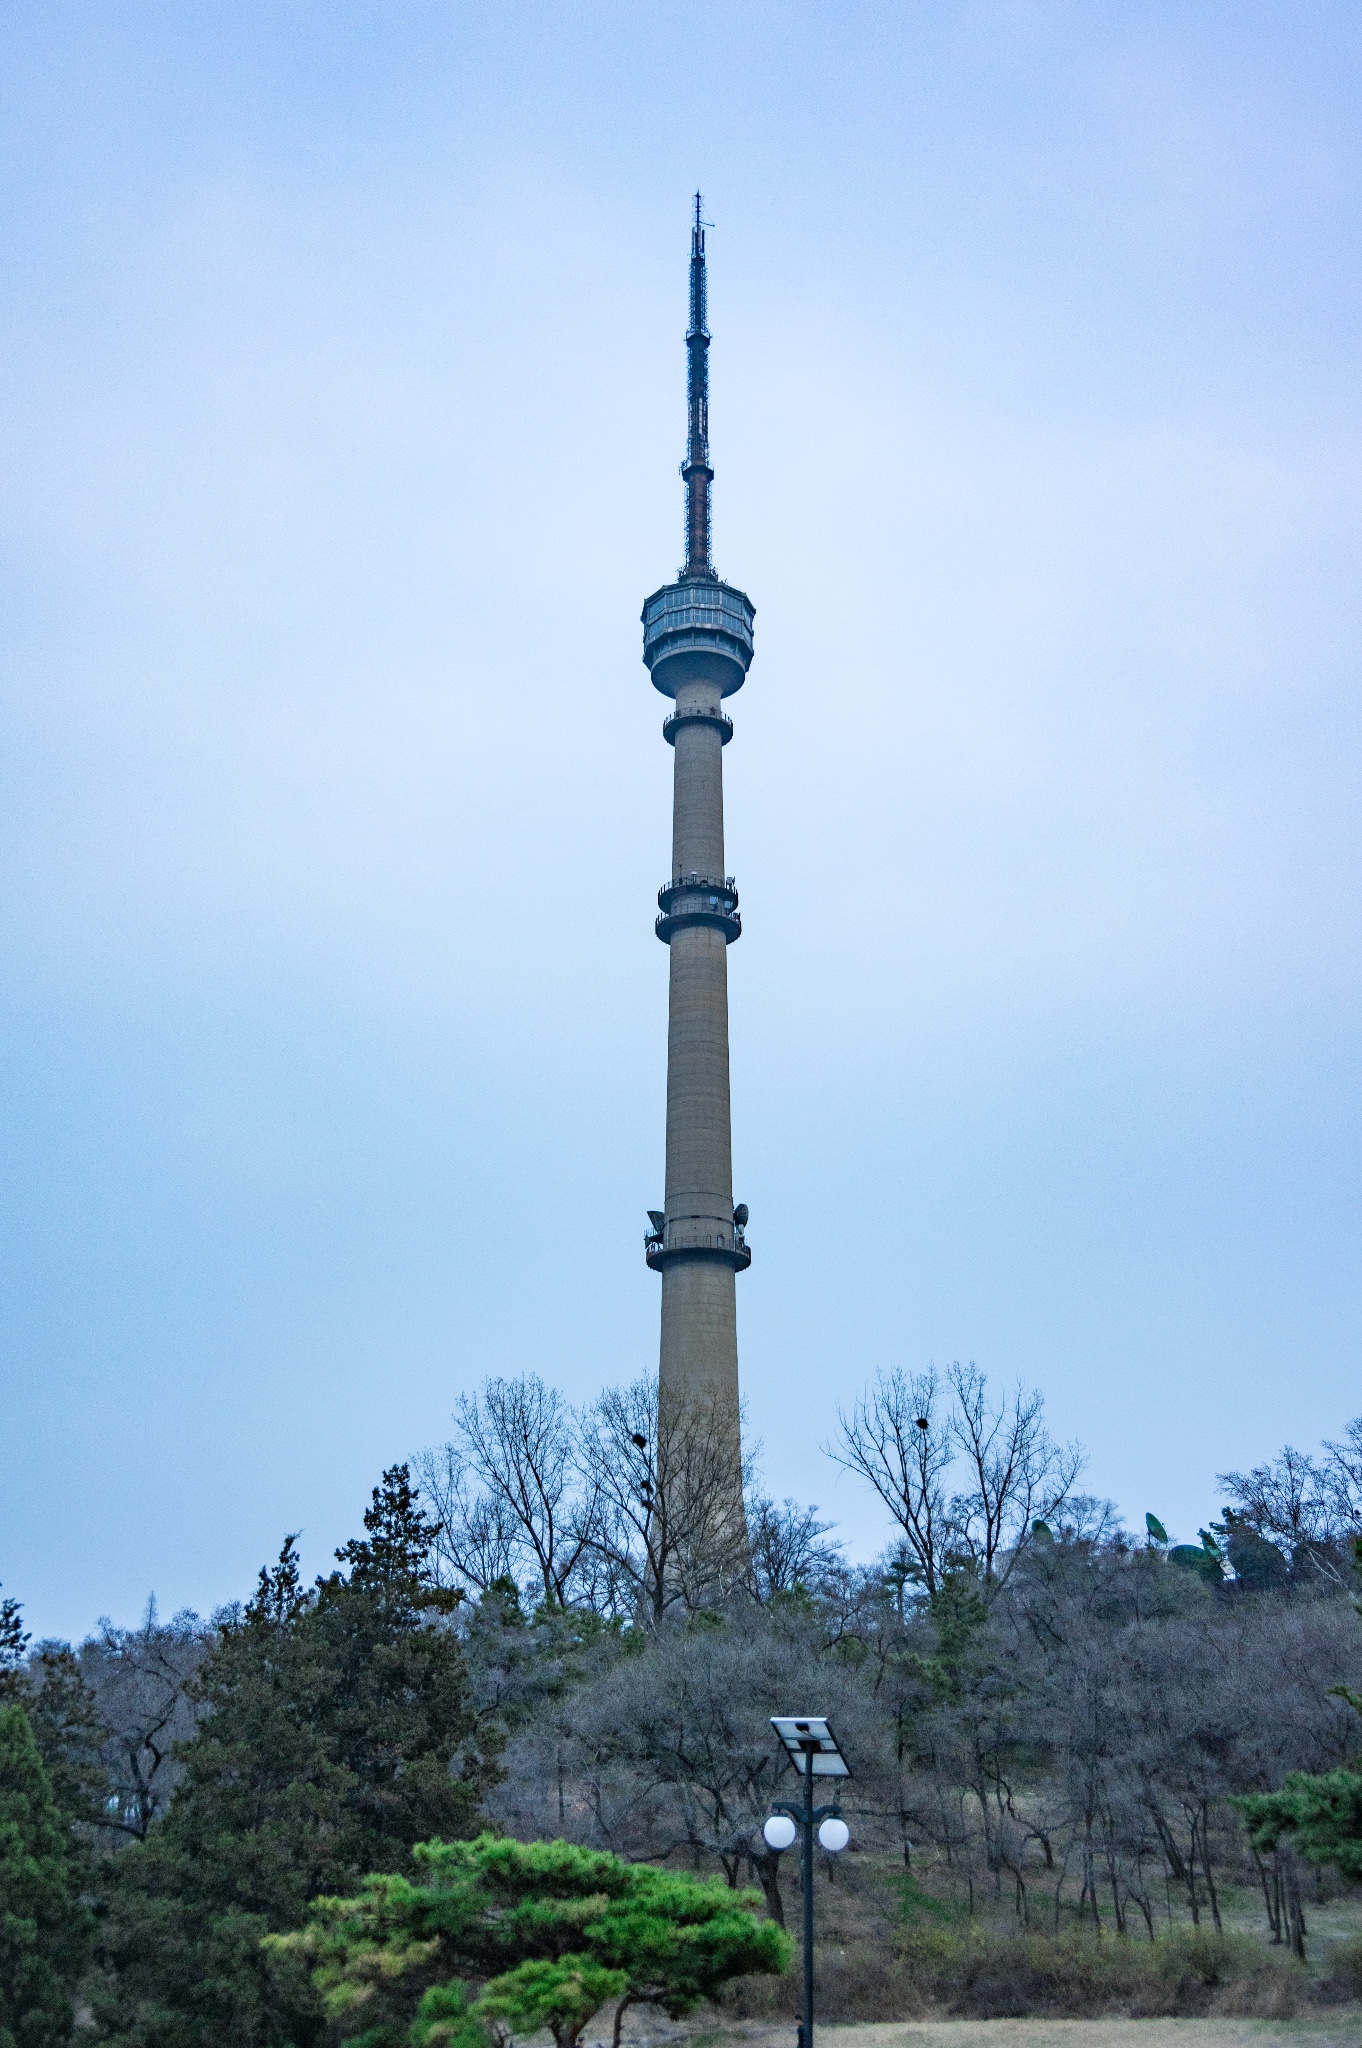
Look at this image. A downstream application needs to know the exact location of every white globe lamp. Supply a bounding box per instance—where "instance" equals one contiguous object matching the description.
[817,1816,850,1853]
[763,1813,797,1852]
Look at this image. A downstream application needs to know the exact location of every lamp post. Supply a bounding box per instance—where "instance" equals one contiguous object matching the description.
[763,1717,851,2048]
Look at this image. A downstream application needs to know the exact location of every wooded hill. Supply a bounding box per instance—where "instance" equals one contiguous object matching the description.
[5,1369,1362,2045]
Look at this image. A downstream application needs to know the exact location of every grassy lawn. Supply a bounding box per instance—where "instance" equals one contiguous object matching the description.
[683,2024,1362,2048]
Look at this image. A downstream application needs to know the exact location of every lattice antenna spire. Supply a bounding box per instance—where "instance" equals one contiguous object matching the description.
[682,192,714,579]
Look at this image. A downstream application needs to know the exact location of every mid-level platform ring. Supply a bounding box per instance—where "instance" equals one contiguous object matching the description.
[655,873,741,945]
[656,908,741,943]
[644,1232,752,1274]
[663,705,733,745]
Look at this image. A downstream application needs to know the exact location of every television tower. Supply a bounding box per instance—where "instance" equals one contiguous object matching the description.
[642,197,754,1481]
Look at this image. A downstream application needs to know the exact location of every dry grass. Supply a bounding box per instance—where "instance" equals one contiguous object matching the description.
[702,1852,1362,2027]
[674,2022,1362,2048]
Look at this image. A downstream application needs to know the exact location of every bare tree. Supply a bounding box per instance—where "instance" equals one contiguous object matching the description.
[79,1598,208,1840]
[1215,1418,1362,1595]
[829,1366,953,1597]
[947,1362,1084,1594]
[832,1364,1082,1602]
[747,1496,843,1600]
[424,1375,596,1610]
[1321,1416,1362,1532]
[580,1378,753,1627]
[503,1607,877,1922]
[415,1443,520,1597]
[1217,1442,1335,1552]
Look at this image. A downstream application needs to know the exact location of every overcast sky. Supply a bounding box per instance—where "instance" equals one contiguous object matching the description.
[3,2,1359,1643]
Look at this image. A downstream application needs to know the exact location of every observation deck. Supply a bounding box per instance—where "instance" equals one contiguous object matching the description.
[655,873,741,944]
[642,577,755,698]
[644,1219,751,1273]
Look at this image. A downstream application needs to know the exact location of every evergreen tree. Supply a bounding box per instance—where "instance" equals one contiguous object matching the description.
[0,1589,109,1877]
[0,1702,90,2048]
[1234,1769,1362,1880]
[25,1649,112,1851]
[94,1468,497,2048]
[271,1834,791,2048]
[0,1595,29,1703]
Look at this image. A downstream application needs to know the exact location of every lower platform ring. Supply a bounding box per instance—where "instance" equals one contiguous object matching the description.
[655,908,741,943]
[663,706,733,746]
[645,1239,752,1274]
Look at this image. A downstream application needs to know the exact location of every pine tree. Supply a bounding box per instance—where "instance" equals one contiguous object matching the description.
[0,1594,28,1703]
[94,1468,497,2048]
[272,1834,792,2048]
[0,1590,108,1887]
[1235,1769,1362,1880]
[25,1649,111,1852]
[0,1702,90,2048]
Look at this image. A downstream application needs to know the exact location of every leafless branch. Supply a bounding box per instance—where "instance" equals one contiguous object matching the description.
[828,1366,952,1597]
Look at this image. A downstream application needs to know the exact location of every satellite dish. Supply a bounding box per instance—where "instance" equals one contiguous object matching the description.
[647,1210,666,1234]
[733,1203,749,1227]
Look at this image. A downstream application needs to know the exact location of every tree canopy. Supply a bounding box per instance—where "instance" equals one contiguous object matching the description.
[0,1702,90,2048]
[272,1833,791,2048]
[92,1468,496,2048]
[1234,1769,1362,1881]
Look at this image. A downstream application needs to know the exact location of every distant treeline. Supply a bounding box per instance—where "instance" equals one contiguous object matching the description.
[3,1368,1362,2047]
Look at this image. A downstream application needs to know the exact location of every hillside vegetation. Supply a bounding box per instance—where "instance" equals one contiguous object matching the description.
[4,1369,1362,2044]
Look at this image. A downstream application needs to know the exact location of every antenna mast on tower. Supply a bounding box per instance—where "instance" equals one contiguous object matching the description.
[682,191,714,580]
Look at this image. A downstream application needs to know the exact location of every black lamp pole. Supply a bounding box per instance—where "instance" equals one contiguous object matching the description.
[801,1742,815,2048]
[769,1738,840,2048]
[767,1717,850,2048]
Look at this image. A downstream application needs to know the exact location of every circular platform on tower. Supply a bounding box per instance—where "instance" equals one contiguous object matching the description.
[642,577,755,697]
[655,873,741,944]
[662,703,733,745]
[644,1225,752,1274]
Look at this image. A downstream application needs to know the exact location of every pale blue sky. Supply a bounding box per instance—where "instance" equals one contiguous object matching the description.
[3,2,1359,1640]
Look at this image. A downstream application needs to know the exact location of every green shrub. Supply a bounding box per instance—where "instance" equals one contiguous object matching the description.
[1143,1927,1294,2017]
[894,1923,975,1997]
[1318,1932,1362,2005]
[891,1872,956,1925]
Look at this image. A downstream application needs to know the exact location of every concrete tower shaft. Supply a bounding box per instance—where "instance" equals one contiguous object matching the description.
[641,198,754,1463]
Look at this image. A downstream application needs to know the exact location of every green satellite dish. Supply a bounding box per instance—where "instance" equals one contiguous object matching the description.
[1145,1513,1168,1544]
